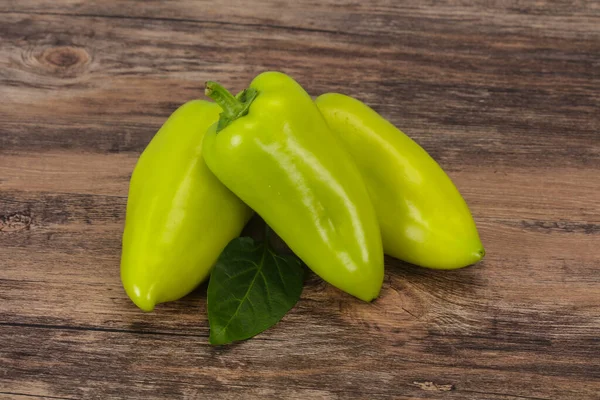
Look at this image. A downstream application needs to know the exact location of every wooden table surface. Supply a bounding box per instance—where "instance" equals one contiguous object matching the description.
[1,1,599,399]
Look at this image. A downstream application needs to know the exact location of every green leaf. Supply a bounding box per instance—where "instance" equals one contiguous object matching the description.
[207,236,304,345]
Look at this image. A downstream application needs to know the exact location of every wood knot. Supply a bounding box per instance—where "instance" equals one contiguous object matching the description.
[0,211,32,233]
[45,47,82,68]
[33,46,90,77]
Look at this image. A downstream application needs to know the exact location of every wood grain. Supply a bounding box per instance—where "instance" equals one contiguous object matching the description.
[1,1,599,399]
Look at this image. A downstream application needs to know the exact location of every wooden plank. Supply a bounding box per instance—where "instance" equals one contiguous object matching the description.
[2,324,599,400]
[2,151,599,220]
[0,151,134,196]
[0,11,598,168]
[2,0,599,38]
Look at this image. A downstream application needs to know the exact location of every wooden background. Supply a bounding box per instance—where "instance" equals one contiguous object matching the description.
[1,1,599,399]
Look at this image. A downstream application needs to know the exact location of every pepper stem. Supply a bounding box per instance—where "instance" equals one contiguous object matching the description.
[205,81,258,132]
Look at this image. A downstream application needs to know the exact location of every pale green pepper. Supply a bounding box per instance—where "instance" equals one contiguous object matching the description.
[121,100,252,311]
[202,72,384,302]
[315,93,485,269]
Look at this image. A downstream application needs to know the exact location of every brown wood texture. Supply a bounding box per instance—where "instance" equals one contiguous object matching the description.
[1,1,599,399]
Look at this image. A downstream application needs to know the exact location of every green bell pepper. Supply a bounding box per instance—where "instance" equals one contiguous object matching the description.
[315,93,485,269]
[121,100,252,311]
[202,72,384,302]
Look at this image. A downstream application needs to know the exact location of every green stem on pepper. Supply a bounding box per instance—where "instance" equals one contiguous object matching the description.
[205,81,258,132]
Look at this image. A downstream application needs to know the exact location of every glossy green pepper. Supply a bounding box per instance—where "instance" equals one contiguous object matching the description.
[202,72,384,302]
[121,100,252,311]
[315,93,485,269]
